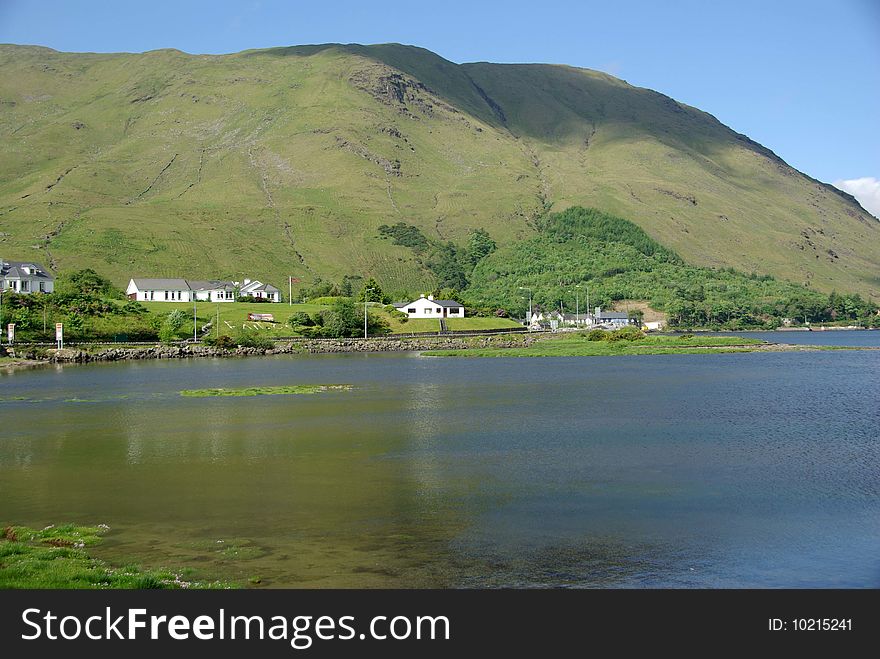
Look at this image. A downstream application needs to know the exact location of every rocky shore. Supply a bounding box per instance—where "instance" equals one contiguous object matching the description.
[3,335,538,365]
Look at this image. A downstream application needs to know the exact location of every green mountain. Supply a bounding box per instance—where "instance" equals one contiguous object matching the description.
[1,43,878,301]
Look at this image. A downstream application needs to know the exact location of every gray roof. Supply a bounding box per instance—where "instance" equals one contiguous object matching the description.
[188,280,235,291]
[1,259,54,280]
[598,311,630,319]
[248,282,279,293]
[433,300,463,308]
[130,278,190,290]
[392,302,408,308]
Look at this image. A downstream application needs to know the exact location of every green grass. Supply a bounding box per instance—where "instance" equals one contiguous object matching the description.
[445,317,523,331]
[0,524,232,589]
[142,301,328,339]
[180,384,352,397]
[423,333,769,357]
[0,43,877,304]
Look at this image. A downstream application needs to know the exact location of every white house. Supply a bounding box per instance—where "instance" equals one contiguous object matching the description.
[189,280,236,302]
[594,307,634,329]
[393,295,464,319]
[0,258,54,294]
[126,278,193,302]
[239,279,280,302]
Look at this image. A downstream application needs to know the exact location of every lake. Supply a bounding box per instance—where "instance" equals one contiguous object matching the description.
[1,340,879,588]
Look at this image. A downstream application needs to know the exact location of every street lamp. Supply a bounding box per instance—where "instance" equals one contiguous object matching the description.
[574,284,581,327]
[364,287,375,339]
[518,286,532,329]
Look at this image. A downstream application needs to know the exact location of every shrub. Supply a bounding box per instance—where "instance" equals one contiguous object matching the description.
[678,333,695,340]
[120,300,148,315]
[288,312,313,328]
[585,329,608,341]
[204,334,236,349]
[610,326,645,341]
[235,330,276,350]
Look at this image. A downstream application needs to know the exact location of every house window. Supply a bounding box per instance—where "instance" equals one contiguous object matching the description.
[21,281,29,292]
[449,307,460,314]
[407,308,416,314]
[39,281,47,292]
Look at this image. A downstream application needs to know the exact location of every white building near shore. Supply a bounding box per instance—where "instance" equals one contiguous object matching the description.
[126,278,193,302]
[393,295,464,319]
[1,258,54,294]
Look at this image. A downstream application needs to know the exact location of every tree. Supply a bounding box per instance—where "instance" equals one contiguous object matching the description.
[467,228,496,266]
[56,268,120,297]
[322,298,361,338]
[427,242,469,290]
[357,278,389,304]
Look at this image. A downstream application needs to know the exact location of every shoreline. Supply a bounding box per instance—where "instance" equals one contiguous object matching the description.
[3,329,878,371]
[2,335,540,368]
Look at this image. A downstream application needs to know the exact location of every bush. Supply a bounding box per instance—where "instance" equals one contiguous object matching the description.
[288,312,313,328]
[585,329,608,341]
[609,326,645,341]
[235,330,276,350]
[678,333,695,340]
[204,334,236,349]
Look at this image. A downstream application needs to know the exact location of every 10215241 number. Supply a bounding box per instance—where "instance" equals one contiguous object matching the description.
[791,619,852,631]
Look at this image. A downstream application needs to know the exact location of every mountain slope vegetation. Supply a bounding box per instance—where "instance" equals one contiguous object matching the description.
[0,42,877,302]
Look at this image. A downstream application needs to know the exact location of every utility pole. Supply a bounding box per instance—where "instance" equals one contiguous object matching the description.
[575,284,580,327]
[193,297,198,342]
[519,286,532,329]
[289,276,292,307]
[364,287,374,339]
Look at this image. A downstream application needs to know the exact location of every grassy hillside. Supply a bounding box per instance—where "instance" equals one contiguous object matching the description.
[0,43,877,302]
[465,207,877,328]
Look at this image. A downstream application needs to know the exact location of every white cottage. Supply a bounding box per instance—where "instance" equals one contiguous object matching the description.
[189,280,236,302]
[0,258,54,294]
[239,279,280,302]
[126,278,193,302]
[393,295,464,319]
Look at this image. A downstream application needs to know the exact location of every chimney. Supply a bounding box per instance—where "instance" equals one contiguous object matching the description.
[244,279,251,285]
[428,295,434,301]
[595,306,601,316]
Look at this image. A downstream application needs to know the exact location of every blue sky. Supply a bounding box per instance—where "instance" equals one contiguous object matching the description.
[1,0,878,210]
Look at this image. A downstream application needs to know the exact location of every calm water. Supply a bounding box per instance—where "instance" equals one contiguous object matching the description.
[1,345,879,588]
[706,329,880,347]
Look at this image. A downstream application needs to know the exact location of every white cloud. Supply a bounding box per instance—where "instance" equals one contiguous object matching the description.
[833,177,880,219]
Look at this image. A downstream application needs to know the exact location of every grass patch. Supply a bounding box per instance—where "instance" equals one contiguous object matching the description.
[180,384,352,397]
[0,524,232,589]
[423,334,770,357]
[444,317,523,331]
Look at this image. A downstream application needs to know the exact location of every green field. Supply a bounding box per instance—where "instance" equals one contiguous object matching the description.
[142,300,326,338]
[445,317,523,331]
[0,43,877,303]
[423,333,768,357]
